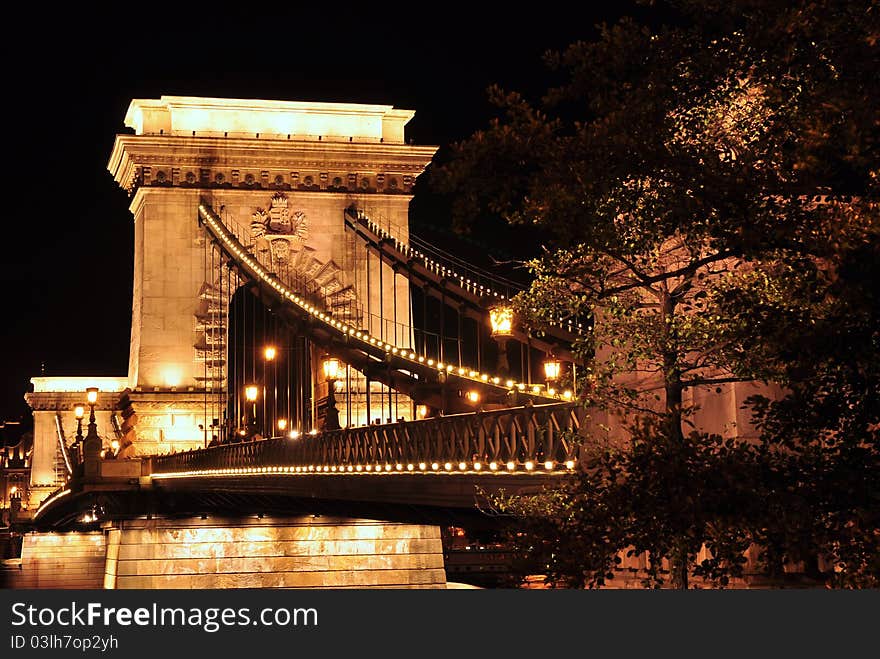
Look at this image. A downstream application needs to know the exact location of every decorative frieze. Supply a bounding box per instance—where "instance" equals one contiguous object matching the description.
[109,134,434,195]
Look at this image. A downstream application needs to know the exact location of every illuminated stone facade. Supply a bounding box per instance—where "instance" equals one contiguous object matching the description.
[24,97,437,508]
[107,96,436,450]
[5,517,447,589]
[24,377,129,508]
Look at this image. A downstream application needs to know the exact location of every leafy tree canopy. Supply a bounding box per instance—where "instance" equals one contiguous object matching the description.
[436,0,879,587]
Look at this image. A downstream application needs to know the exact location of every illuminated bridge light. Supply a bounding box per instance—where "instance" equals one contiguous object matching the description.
[418,462,427,471]
[489,461,498,471]
[395,463,403,471]
[384,464,392,472]
[458,462,467,471]
[406,464,414,471]
[473,462,482,471]
[355,465,362,472]
[565,460,576,470]
[444,462,453,471]
[506,461,516,471]
[365,465,372,472]
[525,461,535,471]
[544,461,554,470]
[431,462,439,471]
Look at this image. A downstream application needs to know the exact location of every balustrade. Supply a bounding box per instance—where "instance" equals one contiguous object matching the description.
[151,402,583,475]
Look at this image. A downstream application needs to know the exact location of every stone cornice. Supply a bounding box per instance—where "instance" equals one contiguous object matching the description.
[25,391,122,412]
[109,134,438,192]
[125,96,416,143]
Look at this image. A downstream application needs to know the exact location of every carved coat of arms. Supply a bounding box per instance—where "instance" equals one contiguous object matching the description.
[251,193,308,265]
[251,193,308,240]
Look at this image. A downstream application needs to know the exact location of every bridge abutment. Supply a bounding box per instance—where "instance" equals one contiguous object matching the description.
[5,517,447,589]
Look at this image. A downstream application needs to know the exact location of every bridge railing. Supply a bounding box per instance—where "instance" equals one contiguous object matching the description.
[151,402,584,475]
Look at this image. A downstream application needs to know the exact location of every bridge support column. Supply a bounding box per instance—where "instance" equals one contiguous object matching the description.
[105,516,447,589]
[0,532,106,589]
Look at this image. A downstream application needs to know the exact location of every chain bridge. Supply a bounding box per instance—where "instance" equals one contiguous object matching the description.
[15,97,590,589]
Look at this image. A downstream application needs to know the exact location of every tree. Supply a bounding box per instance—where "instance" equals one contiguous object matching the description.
[740,236,880,587]
[435,0,879,587]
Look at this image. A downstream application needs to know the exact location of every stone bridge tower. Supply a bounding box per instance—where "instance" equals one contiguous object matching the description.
[103,96,437,454]
[21,96,437,503]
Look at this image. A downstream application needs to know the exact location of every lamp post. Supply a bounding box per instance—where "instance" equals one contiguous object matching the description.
[489,305,513,376]
[543,357,562,394]
[321,356,341,431]
[83,387,101,480]
[263,345,276,436]
[244,385,259,438]
[72,404,85,464]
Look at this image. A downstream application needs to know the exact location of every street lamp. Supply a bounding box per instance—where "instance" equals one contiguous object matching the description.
[85,388,98,434]
[245,385,259,438]
[321,356,341,431]
[277,418,288,432]
[544,357,563,396]
[72,405,85,463]
[263,345,277,435]
[82,387,101,479]
[489,305,513,377]
[322,356,341,382]
[489,305,513,338]
[543,357,561,382]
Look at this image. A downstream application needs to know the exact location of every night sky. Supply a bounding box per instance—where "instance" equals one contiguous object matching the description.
[0,4,645,422]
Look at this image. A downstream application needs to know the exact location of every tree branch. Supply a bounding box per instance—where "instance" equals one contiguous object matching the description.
[682,376,755,388]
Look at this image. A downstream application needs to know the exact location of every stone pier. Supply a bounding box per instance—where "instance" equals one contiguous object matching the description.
[5,517,447,589]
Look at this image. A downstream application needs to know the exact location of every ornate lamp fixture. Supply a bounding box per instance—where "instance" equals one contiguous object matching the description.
[244,385,259,437]
[543,358,562,383]
[321,355,342,431]
[489,305,514,338]
[82,388,102,479]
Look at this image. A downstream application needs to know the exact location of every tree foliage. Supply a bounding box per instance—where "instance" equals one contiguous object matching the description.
[435,0,879,587]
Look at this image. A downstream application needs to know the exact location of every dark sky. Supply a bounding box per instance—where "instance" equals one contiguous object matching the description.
[0,4,646,421]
